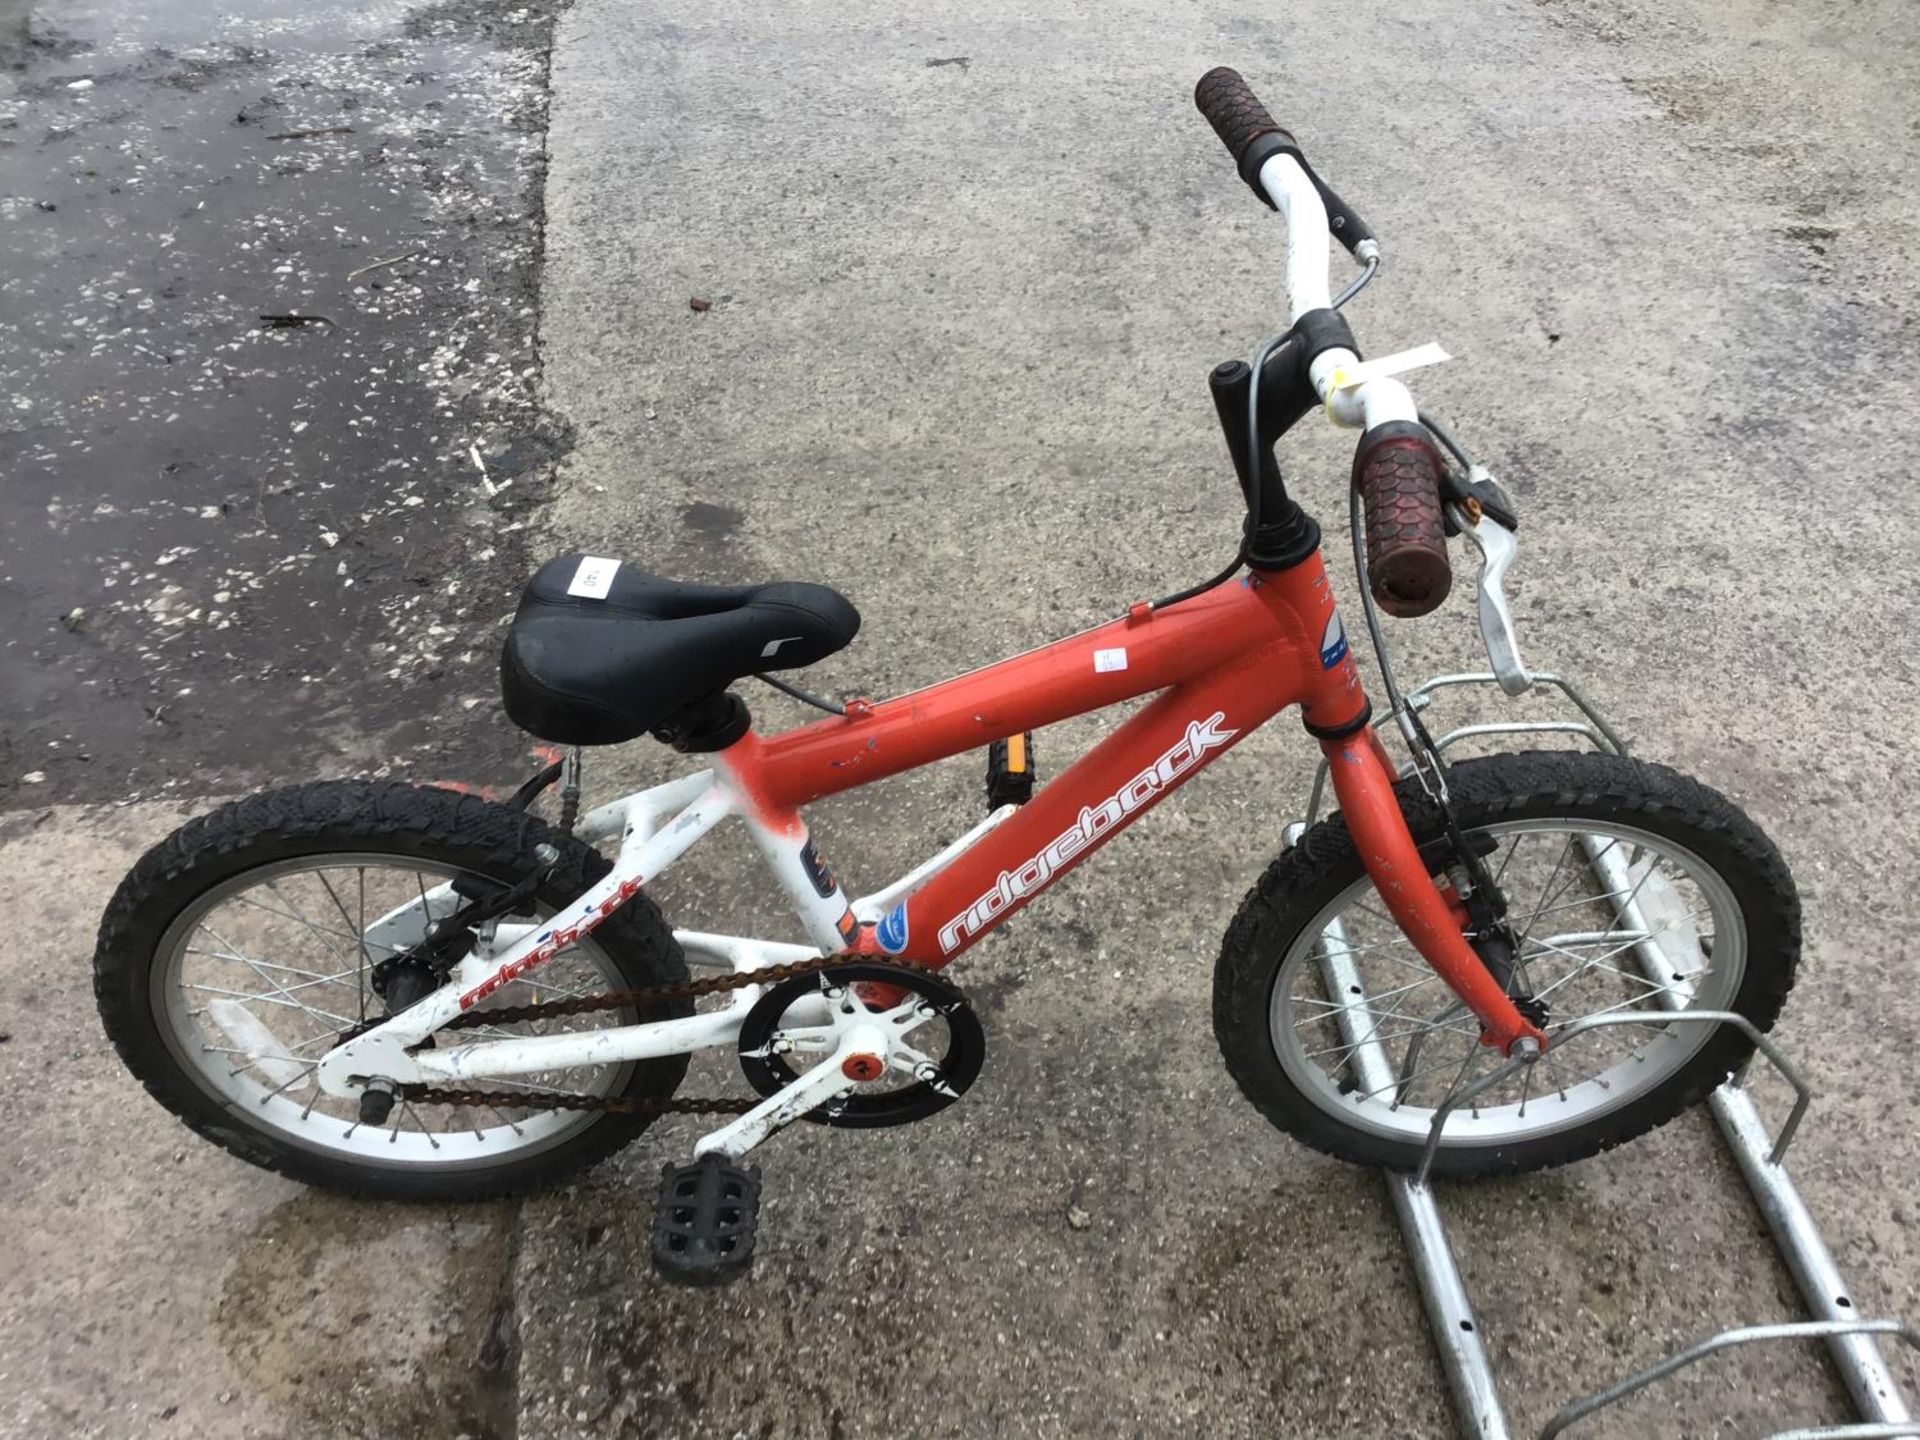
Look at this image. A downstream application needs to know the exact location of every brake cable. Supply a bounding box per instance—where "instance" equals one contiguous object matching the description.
[1154,240,1374,614]
[1331,250,1380,311]
[753,671,842,716]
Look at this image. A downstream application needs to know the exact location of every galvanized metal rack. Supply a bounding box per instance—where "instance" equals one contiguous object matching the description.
[1290,672,1918,1440]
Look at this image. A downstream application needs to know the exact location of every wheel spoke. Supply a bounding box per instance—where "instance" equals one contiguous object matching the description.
[315,869,381,999]
[1302,1017,1479,1063]
[1490,831,1524,890]
[263,880,363,967]
[1354,1042,1476,1105]
[360,868,373,1021]
[229,892,375,949]
[1290,969,1451,1031]
[1510,832,1584,941]
[397,1101,440,1147]
[1309,984,1443,1068]
[186,958,362,996]
[183,984,359,1030]
[184,947,350,985]
[1525,931,1664,983]
[255,1064,318,1102]
[1548,989,1686,1029]
[1348,898,1399,928]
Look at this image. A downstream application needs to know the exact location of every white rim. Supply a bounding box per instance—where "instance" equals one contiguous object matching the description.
[1267,820,1747,1149]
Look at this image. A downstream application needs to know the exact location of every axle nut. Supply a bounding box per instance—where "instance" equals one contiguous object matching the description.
[358,1086,397,1125]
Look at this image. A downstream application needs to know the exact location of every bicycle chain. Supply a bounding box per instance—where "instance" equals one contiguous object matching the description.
[351,953,956,1119]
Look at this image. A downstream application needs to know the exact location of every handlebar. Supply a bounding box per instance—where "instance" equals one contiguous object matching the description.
[1195,66,1452,617]
[1193,67,1375,257]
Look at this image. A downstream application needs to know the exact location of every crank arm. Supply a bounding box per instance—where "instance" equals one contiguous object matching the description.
[693,1023,888,1161]
[1446,501,1531,696]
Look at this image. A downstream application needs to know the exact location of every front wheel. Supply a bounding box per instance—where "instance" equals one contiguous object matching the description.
[1213,750,1801,1177]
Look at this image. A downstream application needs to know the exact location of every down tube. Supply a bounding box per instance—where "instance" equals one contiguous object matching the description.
[884,641,1308,965]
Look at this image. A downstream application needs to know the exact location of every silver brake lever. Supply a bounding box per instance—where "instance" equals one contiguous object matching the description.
[1444,500,1532,696]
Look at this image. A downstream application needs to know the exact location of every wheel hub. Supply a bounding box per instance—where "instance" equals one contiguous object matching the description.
[371,957,441,1013]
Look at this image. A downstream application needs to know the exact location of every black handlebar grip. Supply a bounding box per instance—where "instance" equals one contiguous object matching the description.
[1194,66,1296,170]
[1194,67,1374,254]
[1353,423,1452,618]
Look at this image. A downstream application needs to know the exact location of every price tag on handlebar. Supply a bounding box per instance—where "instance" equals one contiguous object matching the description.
[1326,342,1453,394]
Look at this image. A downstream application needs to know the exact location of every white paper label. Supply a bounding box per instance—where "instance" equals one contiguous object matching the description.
[567,555,620,599]
[1328,342,1452,392]
[1093,647,1128,674]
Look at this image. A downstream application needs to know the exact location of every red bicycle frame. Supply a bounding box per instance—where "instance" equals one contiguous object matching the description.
[720,548,1544,1055]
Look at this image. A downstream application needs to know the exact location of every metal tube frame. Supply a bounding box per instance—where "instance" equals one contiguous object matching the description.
[1413,1008,1812,1188]
[1537,1323,1920,1440]
[1297,672,1915,1439]
[1291,817,1510,1438]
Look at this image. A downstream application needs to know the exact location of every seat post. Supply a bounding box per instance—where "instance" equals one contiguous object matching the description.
[653,691,752,754]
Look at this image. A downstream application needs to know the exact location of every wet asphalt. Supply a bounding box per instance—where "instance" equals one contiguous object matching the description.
[1,0,564,810]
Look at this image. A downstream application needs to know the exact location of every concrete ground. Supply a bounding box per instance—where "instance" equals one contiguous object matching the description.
[4,0,1918,1436]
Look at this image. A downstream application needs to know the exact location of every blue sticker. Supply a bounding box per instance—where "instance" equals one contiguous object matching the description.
[876,903,910,954]
[1320,611,1350,669]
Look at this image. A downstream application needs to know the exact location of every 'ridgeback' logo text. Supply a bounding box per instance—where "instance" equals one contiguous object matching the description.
[937,712,1238,952]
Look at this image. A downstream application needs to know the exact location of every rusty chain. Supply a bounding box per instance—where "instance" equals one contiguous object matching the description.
[348,953,952,1119]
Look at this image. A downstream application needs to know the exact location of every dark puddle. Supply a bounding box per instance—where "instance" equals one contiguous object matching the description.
[0,0,570,810]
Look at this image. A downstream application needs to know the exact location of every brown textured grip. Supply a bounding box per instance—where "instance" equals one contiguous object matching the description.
[1194,66,1294,166]
[1354,430,1453,618]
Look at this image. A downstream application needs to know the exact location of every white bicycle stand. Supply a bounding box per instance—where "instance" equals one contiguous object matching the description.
[1291,672,1918,1440]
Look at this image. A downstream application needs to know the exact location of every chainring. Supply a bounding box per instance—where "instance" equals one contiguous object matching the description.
[736,962,985,1129]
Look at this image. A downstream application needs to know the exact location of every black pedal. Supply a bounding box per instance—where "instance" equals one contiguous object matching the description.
[651,1154,761,1286]
[986,731,1036,811]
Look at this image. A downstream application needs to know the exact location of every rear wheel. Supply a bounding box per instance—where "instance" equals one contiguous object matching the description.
[1213,751,1800,1177]
[94,781,691,1201]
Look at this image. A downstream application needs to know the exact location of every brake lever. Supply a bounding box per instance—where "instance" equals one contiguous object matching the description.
[1444,501,1532,696]
[1440,460,1520,533]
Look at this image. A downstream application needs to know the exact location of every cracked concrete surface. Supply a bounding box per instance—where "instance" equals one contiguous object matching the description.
[3,0,1918,1435]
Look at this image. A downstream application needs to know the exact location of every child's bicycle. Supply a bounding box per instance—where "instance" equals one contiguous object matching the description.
[94,69,1799,1285]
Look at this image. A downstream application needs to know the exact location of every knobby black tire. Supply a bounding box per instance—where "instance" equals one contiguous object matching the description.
[93,780,691,1201]
[1213,751,1801,1177]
